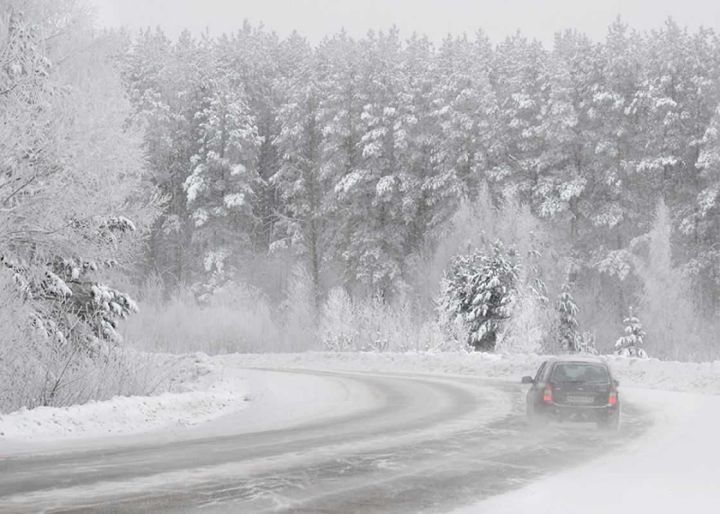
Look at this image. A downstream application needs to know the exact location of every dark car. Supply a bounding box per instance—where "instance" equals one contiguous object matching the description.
[521,357,620,430]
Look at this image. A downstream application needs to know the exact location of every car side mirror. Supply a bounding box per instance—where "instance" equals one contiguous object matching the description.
[521,376,534,385]
[613,379,620,388]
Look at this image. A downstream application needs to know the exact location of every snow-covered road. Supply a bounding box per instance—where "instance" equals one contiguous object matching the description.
[457,388,720,514]
[0,367,653,513]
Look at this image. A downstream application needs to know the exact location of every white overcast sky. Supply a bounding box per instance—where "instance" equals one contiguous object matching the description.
[90,0,720,45]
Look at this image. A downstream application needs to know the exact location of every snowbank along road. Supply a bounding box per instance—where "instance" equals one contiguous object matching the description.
[0,368,650,513]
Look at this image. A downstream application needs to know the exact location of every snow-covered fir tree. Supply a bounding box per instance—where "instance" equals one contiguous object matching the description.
[439,242,519,351]
[615,308,649,358]
[556,283,581,353]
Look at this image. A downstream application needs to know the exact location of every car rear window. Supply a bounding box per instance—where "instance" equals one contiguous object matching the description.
[551,363,609,384]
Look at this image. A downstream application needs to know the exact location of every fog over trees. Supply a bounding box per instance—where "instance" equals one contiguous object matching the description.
[2,0,720,410]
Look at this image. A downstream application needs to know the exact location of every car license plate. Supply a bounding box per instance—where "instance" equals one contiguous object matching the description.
[566,395,594,405]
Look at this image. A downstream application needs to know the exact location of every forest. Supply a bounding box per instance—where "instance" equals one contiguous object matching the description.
[2,0,720,411]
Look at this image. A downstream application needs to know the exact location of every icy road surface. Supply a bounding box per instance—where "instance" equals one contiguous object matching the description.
[457,388,720,514]
[0,369,649,513]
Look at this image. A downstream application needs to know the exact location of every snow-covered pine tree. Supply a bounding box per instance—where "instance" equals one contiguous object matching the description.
[396,33,441,254]
[214,24,286,254]
[41,229,140,347]
[431,33,496,218]
[316,32,368,295]
[556,283,581,353]
[439,242,519,351]
[272,37,327,304]
[183,64,261,296]
[331,28,412,298]
[121,28,203,288]
[692,105,720,316]
[488,34,548,201]
[615,308,649,358]
[533,31,598,228]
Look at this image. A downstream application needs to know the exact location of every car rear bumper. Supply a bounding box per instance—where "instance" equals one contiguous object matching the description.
[538,402,619,422]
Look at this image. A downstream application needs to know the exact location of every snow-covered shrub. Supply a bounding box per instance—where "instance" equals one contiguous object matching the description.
[319,289,452,352]
[615,309,649,358]
[354,297,443,352]
[578,331,599,355]
[320,288,358,351]
[438,242,519,351]
[0,273,39,412]
[123,282,279,354]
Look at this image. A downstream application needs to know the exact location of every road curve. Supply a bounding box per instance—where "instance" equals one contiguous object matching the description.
[0,369,649,513]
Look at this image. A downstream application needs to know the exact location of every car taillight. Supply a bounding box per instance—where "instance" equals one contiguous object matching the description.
[608,391,617,406]
[543,385,553,404]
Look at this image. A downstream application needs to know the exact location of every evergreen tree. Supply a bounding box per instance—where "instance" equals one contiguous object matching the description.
[183,68,260,294]
[488,34,549,201]
[534,31,599,231]
[557,283,581,353]
[331,28,411,297]
[317,32,366,294]
[121,28,203,288]
[397,33,441,253]
[432,34,496,210]
[272,37,327,303]
[216,23,285,252]
[615,308,649,358]
[439,242,519,351]
[691,106,720,315]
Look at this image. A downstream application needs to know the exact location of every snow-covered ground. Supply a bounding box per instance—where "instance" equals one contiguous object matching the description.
[456,388,720,514]
[0,353,248,453]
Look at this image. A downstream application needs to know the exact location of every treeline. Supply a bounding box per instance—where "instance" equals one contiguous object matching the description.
[122,20,720,357]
